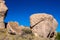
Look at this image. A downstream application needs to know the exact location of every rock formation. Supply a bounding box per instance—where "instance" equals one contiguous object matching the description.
[30,13,58,39]
[0,0,59,40]
[7,22,27,35]
[0,0,8,28]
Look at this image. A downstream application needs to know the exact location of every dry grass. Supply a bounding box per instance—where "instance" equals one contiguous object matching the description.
[0,28,58,40]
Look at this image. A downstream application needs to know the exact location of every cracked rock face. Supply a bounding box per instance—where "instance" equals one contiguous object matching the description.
[30,13,58,38]
[0,0,8,28]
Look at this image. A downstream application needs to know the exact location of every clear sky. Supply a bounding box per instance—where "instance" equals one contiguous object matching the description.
[4,0,60,32]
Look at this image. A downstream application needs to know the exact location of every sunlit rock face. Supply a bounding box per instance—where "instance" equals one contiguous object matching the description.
[7,22,20,34]
[30,13,58,39]
[0,0,8,28]
[7,22,26,35]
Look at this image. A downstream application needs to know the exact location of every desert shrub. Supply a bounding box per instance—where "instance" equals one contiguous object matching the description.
[55,32,60,40]
[22,28,32,34]
[17,28,35,40]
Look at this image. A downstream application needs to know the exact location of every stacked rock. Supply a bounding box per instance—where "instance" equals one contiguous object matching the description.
[0,0,8,28]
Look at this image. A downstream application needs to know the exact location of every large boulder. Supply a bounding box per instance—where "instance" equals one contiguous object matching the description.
[30,13,58,39]
[0,0,8,28]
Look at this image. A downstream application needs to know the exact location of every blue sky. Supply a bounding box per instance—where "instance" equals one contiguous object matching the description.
[4,0,60,32]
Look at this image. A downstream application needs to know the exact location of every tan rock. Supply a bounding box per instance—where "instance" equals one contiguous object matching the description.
[0,0,8,28]
[0,0,8,16]
[30,13,58,38]
[7,22,26,35]
[0,0,5,3]
[0,22,5,28]
[49,31,57,40]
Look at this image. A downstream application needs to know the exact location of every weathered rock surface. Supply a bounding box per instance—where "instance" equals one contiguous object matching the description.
[7,22,28,35]
[0,0,8,28]
[0,0,58,40]
[30,13,58,39]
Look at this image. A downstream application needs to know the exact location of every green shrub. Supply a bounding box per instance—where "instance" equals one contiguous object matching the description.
[22,28,32,34]
[55,32,60,40]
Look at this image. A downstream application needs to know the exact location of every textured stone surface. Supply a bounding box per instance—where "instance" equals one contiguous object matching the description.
[0,0,59,40]
[0,0,8,28]
[30,13,58,38]
[7,22,26,35]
